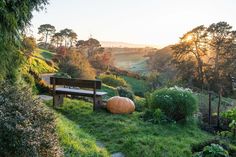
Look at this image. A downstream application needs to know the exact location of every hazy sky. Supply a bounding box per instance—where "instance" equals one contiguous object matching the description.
[31,0,236,47]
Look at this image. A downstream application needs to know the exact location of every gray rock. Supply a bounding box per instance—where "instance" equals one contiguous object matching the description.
[96,141,105,148]
[111,152,125,157]
[38,95,53,101]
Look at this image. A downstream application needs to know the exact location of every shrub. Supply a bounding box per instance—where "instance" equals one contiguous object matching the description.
[99,74,127,87]
[35,79,50,94]
[59,51,96,79]
[0,82,62,157]
[150,86,197,121]
[134,97,147,112]
[117,86,134,100]
[193,144,229,157]
[142,108,167,124]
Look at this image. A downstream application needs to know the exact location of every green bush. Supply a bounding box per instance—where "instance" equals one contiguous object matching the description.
[134,97,147,112]
[222,108,236,120]
[117,86,134,100]
[142,108,167,124]
[193,144,229,157]
[0,82,62,157]
[150,86,197,121]
[99,74,127,87]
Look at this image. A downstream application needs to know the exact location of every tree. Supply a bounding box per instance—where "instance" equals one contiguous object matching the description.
[76,38,102,57]
[59,50,96,79]
[38,24,56,47]
[0,0,49,81]
[68,31,78,47]
[172,22,236,95]
[60,28,73,47]
[51,32,63,48]
[172,25,208,87]
[207,22,236,92]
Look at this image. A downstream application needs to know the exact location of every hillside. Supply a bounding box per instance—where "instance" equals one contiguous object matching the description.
[101,41,159,48]
[106,47,157,74]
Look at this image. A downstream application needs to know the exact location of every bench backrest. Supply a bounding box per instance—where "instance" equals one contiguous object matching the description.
[50,77,102,89]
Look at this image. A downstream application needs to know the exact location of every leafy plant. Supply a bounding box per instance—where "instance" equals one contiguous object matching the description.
[142,108,167,124]
[117,86,134,100]
[202,144,229,157]
[99,74,128,87]
[150,87,197,121]
[134,97,147,112]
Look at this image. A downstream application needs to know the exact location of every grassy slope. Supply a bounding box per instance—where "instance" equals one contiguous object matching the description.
[35,48,55,60]
[27,49,57,74]
[56,113,110,157]
[121,76,149,95]
[28,56,56,74]
[47,98,213,157]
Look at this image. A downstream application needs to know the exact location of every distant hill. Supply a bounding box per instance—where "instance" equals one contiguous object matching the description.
[101,41,159,48]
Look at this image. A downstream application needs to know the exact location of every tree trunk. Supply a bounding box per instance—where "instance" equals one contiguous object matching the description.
[45,31,49,48]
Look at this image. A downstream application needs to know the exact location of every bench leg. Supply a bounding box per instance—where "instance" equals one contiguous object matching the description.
[94,96,103,110]
[53,94,64,108]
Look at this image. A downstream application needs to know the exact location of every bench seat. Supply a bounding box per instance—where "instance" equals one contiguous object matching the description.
[55,87,107,97]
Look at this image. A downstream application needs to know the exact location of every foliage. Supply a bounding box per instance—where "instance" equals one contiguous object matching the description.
[172,22,236,95]
[99,74,127,88]
[28,56,57,74]
[134,97,147,112]
[58,50,96,79]
[121,76,149,97]
[100,84,118,100]
[142,108,168,124]
[222,108,236,121]
[117,86,134,100]
[150,86,197,121]
[193,144,229,157]
[22,36,37,55]
[0,82,62,157]
[0,0,48,81]
[46,98,213,157]
[35,79,50,94]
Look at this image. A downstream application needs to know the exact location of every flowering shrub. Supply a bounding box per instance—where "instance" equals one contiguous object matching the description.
[150,87,197,121]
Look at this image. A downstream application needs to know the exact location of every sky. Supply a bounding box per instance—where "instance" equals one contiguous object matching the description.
[30,0,236,47]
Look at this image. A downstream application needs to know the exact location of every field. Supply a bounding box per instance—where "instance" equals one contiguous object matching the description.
[113,53,149,74]
[108,47,156,75]
[46,98,213,157]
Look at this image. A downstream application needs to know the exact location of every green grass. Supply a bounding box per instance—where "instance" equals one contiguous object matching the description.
[34,48,55,60]
[121,76,149,96]
[47,98,213,157]
[55,112,110,157]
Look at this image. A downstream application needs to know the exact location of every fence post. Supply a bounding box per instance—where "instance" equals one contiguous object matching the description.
[208,91,212,126]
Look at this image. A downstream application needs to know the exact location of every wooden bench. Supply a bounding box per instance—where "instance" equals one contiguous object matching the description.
[50,77,107,110]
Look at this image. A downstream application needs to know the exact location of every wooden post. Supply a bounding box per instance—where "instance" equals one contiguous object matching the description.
[93,82,96,111]
[52,77,56,108]
[208,91,212,126]
[217,88,222,128]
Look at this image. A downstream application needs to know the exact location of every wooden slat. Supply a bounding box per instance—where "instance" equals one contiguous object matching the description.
[55,88,107,97]
[50,77,102,89]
